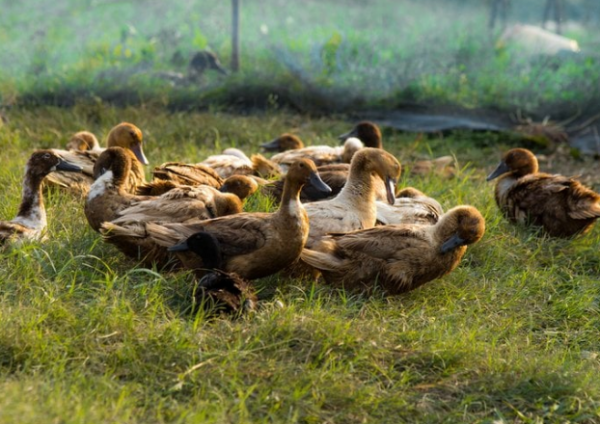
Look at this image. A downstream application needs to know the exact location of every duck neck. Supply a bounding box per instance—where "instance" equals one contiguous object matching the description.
[338,164,377,206]
[14,168,46,229]
[277,178,305,220]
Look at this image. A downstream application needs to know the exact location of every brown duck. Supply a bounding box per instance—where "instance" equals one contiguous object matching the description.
[1,150,82,244]
[376,187,444,226]
[46,122,149,195]
[103,159,332,279]
[301,205,485,295]
[86,147,241,234]
[487,147,600,237]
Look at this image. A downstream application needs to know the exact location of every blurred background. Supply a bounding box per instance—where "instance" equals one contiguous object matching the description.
[1,0,599,142]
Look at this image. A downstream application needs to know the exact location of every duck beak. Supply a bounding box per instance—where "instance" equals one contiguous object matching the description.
[338,129,357,144]
[309,171,332,194]
[486,161,509,181]
[56,158,83,172]
[131,144,149,165]
[219,183,230,193]
[260,138,281,152]
[212,63,229,75]
[168,240,189,252]
[385,177,397,205]
[441,233,466,253]
[198,272,220,290]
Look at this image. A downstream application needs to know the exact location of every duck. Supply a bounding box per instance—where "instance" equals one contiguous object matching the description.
[487,147,600,237]
[101,158,332,279]
[201,148,281,179]
[266,137,364,171]
[339,121,456,178]
[303,148,401,249]
[85,147,242,234]
[376,187,444,226]
[65,131,100,151]
[173,231,257,316]
[301,205,485,295]
[0,150,82,244]
[46,122,149,195]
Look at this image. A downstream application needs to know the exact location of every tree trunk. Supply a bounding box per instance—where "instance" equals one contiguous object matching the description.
[232,0,240,72]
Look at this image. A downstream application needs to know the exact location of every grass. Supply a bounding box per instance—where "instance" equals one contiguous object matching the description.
[0,105,600,423]
[2,0,600,115]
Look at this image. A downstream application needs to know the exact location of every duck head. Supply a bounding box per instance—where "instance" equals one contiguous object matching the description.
[29,150,83,177]
[285,158,332,194]
[260,133,304,152]
[168,231,222,270]
[487,148,538,181]
[439,206,486,253]
[66,131,100,151]
[93,146,132,188]
[106,122,149,166]
[351,148,401,205]
[219,175,259,200]
[338,121,382,148]
[341,137,365,163]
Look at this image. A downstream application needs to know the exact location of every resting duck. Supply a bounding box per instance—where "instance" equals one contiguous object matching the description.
[137,168,264,199]
[376,187,444,226]
[340,121,455,178]
[46,122,149,195]
[65,131,100,151]
[0,150,82,244]
[302,148,401,249]
[86,147,241,234]
[103,159,332,279]
[301,205,485,295]
[201,148,281,179]
[487,147,600,237]
[264,135,365,170]
[172,231,257,316]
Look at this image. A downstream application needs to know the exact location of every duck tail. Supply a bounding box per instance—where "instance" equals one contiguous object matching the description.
[144,222,191,247]
[567,188,600,220]
[300,248,342,272]
[100,222,147,239]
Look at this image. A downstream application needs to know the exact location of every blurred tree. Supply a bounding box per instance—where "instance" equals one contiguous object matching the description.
[489,0,511,30]
[542,0,565,34]
[232,0,240,72]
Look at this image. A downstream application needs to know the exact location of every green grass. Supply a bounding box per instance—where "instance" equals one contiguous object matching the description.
[1,105,600,423]
[1,0,600,114]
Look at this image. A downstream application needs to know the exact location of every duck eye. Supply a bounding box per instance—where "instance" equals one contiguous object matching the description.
[43,153,51,160]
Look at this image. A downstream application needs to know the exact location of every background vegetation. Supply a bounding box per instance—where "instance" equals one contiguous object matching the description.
[1,0,600,115]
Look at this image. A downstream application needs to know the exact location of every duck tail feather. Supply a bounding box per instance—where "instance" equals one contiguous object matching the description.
[300,248,342,272]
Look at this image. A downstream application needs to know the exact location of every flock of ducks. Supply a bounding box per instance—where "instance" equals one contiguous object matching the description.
[2,120,600,314]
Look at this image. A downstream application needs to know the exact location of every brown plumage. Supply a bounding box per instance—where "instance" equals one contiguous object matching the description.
[376,187,444,226]
[301,205,485,296]
[268,137,364,170]
[303,148,402,249]
[338,121,383,149]
[148,162,223,188]
[1,150,82,244]
[46,122,148,195]
[487,147,600,237]
[101,159,332,279]
[85,147,241,233]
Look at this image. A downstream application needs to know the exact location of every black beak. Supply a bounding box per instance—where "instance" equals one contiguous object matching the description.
[56,158,83,172]
[338,128,357,144]
[219,183,229,193]
[309,171,332,194]
[212,62,229,75]
[168,240,189,252]
[486,161,509,181]
[440,233,466,253]
[385,177,396,205]
[260,138,281,152]
[198,272,221,290]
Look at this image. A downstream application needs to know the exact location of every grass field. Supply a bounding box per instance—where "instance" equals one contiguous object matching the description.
[1,105,600,423]
[2,0,600,115]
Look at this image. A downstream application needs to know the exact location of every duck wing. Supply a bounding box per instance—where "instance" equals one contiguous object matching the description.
[152,162,223,187]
